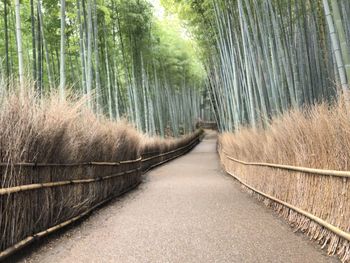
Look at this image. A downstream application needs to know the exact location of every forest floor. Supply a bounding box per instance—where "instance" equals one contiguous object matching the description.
[11,131,336,263]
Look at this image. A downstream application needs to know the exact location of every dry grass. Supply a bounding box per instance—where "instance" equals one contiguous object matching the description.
[0,87,201,256]
[0,90,142,253]
[219,99,350,262]
[141,130,202,154]
[140,130,203,170]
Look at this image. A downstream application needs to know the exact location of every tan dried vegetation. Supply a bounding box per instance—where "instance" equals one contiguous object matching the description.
[219,99,350,262]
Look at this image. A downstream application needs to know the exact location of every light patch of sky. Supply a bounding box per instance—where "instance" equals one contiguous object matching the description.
[148,0,192,40]
[149,0,165,19]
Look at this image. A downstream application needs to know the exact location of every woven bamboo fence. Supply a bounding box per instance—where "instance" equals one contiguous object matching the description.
[218,141,350,262]
[0,130,203,260]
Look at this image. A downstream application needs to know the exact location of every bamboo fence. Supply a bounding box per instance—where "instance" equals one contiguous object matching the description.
[0,131,202,261]
[218,143,350,262]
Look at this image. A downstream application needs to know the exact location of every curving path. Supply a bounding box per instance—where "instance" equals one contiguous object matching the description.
[15,131,336,263]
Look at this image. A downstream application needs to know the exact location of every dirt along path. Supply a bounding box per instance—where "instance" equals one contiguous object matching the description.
[15,131,336,263]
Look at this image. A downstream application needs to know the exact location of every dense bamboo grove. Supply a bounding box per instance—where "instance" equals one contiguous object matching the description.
[209,0,350,131]
[163,0,350,131]
[0,0,207,136]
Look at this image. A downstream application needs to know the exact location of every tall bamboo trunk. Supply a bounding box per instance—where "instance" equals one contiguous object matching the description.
[59,0,66,100]
[323,0,349,106]
[15,0,24,90]
[103,22,113,119]
[330,0,350,83]
[86,0,93,108]
[4,0,10,81]
[30,0,37,86]
[77,0,87,95]
[93,0,101,113]
[37,0,53,91]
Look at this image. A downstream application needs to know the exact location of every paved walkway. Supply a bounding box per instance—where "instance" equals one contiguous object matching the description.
[16,131,336,263]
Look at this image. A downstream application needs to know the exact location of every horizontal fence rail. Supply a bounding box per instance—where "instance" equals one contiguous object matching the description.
[141,136,201,173]
[222,150,350,178]
[0,168,141,196]
[220,147,350,250]
[0,131,203,261]
[0,158,142,168]
[224,169,350,242]
[141,137,200,162]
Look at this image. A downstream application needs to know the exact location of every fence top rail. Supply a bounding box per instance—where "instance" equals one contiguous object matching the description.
[0,135,202,194]
[0,157,142,168]
[141,136,200,162]
[0,132,202,168]
[0,168,141,196]
[141,132,202,156]
[222,150,350,178]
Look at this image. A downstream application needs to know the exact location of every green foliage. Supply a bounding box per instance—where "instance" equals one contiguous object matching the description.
[151,17,205,89]
[161,0,216,59]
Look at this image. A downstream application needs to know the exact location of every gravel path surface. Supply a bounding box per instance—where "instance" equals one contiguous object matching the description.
[15,131,336,263]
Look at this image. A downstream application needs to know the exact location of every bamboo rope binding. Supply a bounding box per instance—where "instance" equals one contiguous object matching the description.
[221,150,350,242]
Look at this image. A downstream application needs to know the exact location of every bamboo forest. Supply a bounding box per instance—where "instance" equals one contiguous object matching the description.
[1,0,350,262]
